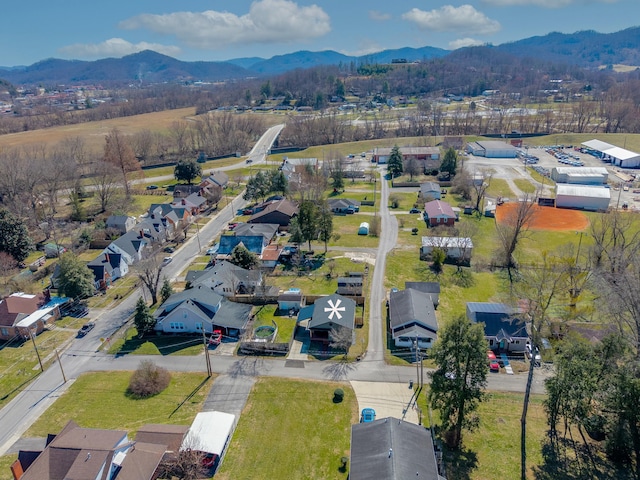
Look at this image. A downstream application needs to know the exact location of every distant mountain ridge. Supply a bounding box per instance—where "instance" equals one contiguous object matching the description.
[1,27,640,86]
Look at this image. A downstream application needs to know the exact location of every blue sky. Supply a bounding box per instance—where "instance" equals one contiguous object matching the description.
[1,0,638,66]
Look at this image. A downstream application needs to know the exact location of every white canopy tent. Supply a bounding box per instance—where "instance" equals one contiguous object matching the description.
[181,411,235,456]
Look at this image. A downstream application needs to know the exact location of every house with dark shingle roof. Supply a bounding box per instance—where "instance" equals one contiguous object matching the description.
[298,294,356,344]
[350,417,445,480]
[185,261,262,297]
[248,199,298,226]
[12,420,165,480]
[327,198,361,214]
[154,284,252,338]
[420,182,441,201]
[466,302,528,353]
[232,222,279,243]
[404,281,440,307]
[105,230,147,265]
[389,288,438,349]
[105,215,136,234]
[87,252,128,291]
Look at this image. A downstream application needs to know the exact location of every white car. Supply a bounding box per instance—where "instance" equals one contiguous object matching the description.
[162,256,173,266]
[525,342,541,365]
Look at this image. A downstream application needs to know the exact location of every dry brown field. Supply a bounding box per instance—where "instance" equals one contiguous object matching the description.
[0,107,197,154]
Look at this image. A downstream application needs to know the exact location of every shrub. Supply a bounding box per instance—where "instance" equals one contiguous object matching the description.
[411,227,419,235]
[333,388,344,403]
[128,360,172,398]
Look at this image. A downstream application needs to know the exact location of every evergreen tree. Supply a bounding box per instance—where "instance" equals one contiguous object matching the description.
[243,171,270,202]
[297,201,319,251]
[268,170,288,196]
[0,208,33,262]
[133,297,156,337]
[429,315,488,449]
[229,243,259,269]
[387,145,404,178]
[160,278,173,304]
[317,202,334,253]
[57,252,95,299]
[174,158,202,185]
[440,148,458,178]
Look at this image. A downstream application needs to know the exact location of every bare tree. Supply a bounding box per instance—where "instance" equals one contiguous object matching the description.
[130,129,155,164]
[512,253,566,480]
[495,194,537,273]
[156,448,208,480]
[471,171,492,213]
[134,252,166,304]
[103,128,140,197]
[330,325,353,358]
[588,210,640,273]
[91,160,122,212]
[0,252,18,287]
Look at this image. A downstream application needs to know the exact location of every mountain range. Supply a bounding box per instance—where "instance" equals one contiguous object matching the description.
[1,27,640,87]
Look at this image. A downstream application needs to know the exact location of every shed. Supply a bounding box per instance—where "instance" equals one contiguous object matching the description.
[555,184,610,211]
[358,222,369,235]
[278,290,303,314]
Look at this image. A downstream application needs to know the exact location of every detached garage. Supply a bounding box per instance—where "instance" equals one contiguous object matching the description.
[551,167,609,185]
[555,184,610,211]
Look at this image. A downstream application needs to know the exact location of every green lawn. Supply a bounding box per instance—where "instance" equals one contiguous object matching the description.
[514,178,536,194]
[388,191,421,211]
[215,378,357,480]
[328,214,380,249]
[25,371,212,437]
[253,304,297,343]
[87,275,139,309]
[270,254,367,295]
[486,178,515,199]
[0,326,76,408]
[107,326,204,356]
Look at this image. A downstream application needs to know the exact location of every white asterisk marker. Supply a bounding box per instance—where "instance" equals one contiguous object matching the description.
[324,298,346,320]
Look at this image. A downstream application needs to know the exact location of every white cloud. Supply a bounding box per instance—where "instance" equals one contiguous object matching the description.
[58,38,182,59]
[369,10,391,21]
[449,38,485,49]
[119,0,331,49]
[483,0,616,6]
[402,5,500,35]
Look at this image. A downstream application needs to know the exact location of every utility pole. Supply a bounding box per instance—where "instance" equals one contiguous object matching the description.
[415,337,420,388]
[202,327,212,377]
[55,349,67,383]
[29,328,43,372]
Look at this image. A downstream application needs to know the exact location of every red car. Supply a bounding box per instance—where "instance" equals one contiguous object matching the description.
[487,351,500,372]
[208,330,222,346]
[201,453,218,469]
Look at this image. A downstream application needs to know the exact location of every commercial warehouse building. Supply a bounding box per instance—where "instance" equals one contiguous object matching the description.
[466,140,518,158]
[555,184,611,211]
[551,167,609,185]
[581,139,640,168]
[372,146,440,165]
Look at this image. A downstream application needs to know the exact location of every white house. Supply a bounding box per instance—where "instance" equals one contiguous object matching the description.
[389,288,438,349]
[420,236,473,262]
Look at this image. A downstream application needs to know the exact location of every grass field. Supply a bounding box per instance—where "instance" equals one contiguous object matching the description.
[107,326,204,356]
[253,304,297,343]
[215,378,357,480]
[0,325,76,408]
[25,371,212,437]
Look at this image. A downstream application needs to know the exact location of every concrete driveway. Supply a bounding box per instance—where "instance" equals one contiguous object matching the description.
[350,381,422,425]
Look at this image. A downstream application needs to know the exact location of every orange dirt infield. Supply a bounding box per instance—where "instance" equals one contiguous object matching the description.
[495,203,590,231]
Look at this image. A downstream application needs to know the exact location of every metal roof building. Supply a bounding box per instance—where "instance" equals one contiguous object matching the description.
[466,140,518,158]
[581,139,640,168]
[555,184,611,211]
[550,167,609,185]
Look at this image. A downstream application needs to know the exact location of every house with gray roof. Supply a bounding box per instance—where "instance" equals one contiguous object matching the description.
[327,198,361,214]
[248,199,298,226]
[87,252,128,291]
[466,302,528,353]
[203,171,229,188]
[298,294,356,344]
[350,417,444,480]
[423,200,456,227]
[389,288,438,349]
[420,182,441,200]
[105,215,136,234]
[404,281,440,307]
[105,230,146,265]
[217,235,267,257]
[185,261,262,297]
[154,284,252,337]
[232,223,279,243]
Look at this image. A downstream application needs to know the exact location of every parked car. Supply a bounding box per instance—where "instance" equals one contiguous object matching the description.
[208,329,223,346]
[163,246,175,253]
[360,408,376,423]
[409,207,421,214]
[525,342,542,365]
[206,244,219,255]
[77,322,95,337]
[201,453,218,469]
[487,351,500,372]
[146,185,159,190]
[162,256,173,266]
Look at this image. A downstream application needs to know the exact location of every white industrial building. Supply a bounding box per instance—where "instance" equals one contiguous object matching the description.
[555,184,611,211]
[582,139,640,168]
[466,140,518,158]
[551,167,609,185]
